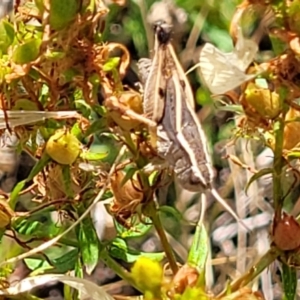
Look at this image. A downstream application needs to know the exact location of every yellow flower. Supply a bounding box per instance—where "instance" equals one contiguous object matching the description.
[131,257,163,298]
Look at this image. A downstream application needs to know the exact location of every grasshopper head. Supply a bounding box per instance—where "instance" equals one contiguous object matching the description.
[153,20,173,45]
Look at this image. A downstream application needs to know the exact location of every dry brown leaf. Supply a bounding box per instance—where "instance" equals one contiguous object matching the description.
[283,107,300,150]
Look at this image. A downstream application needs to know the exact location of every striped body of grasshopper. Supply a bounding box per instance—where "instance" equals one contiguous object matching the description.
[138,21,246,226]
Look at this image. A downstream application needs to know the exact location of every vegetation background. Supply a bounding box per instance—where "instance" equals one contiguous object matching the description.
[0,0,299,299]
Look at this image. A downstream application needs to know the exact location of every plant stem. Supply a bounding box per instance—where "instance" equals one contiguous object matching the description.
[145,200,178,274]
[58,237,79,248]
[272,117,285,221]
[100,248,142,292]
[216,247,281,298]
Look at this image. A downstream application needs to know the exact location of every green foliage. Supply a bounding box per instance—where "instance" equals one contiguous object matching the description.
[187,224,208,274]
[109,237,164,263]
[12,38,42,64]
[282,264,297,300]
[78,218,99,274]
[1,0,300,299]
[0,20,14,53]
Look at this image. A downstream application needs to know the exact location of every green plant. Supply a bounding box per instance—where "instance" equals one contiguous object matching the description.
[0,0,300,299]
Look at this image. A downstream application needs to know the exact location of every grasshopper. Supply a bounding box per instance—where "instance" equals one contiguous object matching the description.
[138,21,246,227]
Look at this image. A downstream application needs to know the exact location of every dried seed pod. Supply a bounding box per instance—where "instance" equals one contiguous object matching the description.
[107,90,143,131]
[109,170,144,226]
[283,107,300,150]
[230,0,274,45]
[244,82,281,119]
[0,198,14,228]
[289,36,300,56]
[46,129,81,165]
[283,249,300,268]
[171,264,199,294]
[110,170,143,206]
[273,212,300,251]
[46,164,81,200]
[220,287,265,300]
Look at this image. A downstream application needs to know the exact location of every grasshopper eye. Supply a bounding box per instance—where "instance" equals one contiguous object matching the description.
[153,20,172,44]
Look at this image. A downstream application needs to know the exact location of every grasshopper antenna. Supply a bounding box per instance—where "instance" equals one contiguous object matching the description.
[210,188,251,232]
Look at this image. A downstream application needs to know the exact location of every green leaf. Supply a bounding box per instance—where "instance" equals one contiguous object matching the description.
[217,104,244,114]
[50,0,79,30]
[245,168,273,195]
[45,50,66,60]
[103,57,120,72]
[75,255,84,278]
[12,38,42,64]
[13,214,60,238]
[148,170,160,186]
[80,151,108,161]
[180,287,206,300]
[159,206,183,238]
[204,25,232,51]
[188,224,208,274]
[12,99,39,110]
[35,0,44,12]
[63,68,80,83]
[15,219,41,235]
[0,229,5,243]
[84,119,107,137]
[64,283,73,300]
[88,73,100,86]
[24,258,52,273]
[61,165,73,198]
[10,153,51,206]
[282,264,297,300]
[109,238,164,263]
[114,218,152,238]
[120,166,137,187]
[51,249,78,273]
[71,123,83,140]
[286,149,300,159]
[270,35,286,56]
[88,73,101,100]
[78,218,99,275]
[93,105,106,117]
[75,99,92,118]
[0,20,15,53]
[159,206,183,223]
